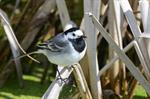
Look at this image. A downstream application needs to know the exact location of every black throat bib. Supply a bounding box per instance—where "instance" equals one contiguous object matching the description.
[69,37,86,53]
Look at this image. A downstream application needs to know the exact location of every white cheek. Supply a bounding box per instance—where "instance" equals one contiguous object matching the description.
[70,35,75,39]
[66,34,76,39]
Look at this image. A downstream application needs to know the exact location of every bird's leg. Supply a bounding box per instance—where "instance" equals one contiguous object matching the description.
[56,67,68,84]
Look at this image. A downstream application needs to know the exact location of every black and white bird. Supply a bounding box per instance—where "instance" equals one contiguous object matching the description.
[37,27,87,67]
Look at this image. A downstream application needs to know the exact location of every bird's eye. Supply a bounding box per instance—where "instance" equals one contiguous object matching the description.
[72,33,75,36]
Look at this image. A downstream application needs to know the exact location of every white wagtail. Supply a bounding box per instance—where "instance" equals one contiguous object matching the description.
[13,27,86,83]
[36,27,87,67]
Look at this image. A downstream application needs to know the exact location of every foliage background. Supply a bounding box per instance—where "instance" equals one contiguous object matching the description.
[0,0,148,99]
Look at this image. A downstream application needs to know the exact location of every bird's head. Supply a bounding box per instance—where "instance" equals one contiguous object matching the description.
[64,27,86,40]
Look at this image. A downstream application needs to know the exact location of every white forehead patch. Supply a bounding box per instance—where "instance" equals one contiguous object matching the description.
[74,30,83,36]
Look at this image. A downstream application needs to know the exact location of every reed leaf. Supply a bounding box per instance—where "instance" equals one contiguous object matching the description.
[139,0,150,80]
[73,63,92,99]
[0,9,23,87]
[84,0,103,98]
[88,13,150,96]
[120,0,150,80]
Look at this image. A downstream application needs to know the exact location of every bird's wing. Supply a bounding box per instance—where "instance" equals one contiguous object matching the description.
[37,33,68,52]
[47,41,66,52]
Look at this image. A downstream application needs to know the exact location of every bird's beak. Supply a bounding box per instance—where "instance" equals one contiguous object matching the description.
[81,35,87,38]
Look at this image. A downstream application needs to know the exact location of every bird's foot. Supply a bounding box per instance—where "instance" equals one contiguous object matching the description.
[56,67,69,84]
[56,76,69,84]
